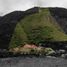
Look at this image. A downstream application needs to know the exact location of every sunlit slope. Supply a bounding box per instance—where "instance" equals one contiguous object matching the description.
[9,8,67,48]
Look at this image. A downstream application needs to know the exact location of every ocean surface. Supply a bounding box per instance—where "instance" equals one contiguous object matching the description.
[0,57,67,67]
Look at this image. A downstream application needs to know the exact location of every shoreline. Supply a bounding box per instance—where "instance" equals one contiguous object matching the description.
[0,53,66,59]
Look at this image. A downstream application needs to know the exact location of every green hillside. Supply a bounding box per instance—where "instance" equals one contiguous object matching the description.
[9,8,67,48]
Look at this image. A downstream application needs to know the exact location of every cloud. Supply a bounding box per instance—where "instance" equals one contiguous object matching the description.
[0,0,67,16]
[0,0,36,15]
[38,0,67,7]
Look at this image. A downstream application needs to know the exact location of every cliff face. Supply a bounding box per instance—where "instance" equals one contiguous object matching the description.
[0,7,67,49]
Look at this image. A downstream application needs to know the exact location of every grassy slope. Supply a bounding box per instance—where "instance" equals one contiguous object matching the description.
[9,8,67,48]
[9,23,28,48]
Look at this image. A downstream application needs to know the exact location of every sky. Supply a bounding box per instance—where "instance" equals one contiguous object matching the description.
[0,0,67,16]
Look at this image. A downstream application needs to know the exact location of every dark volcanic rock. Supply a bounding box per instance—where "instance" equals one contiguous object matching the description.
[49,7,67,34]
[49,7,67,18]
[42,41,67,50]
[25,7,39,15]
[0,11,25,49]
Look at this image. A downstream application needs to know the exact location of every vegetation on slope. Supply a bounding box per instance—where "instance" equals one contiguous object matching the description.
[9,8,67,48]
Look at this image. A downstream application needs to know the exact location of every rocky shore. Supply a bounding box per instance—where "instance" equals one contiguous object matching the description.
[0,42,67,58]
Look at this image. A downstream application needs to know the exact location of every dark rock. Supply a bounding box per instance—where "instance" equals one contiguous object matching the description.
[49,7,67,34]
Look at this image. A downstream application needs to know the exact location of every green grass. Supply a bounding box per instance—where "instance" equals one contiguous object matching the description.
[9,23,28,48]
[9,8,67,48]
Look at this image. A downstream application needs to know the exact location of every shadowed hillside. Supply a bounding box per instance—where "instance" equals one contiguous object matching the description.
[0,7,38,49]
[0,11,25,49]
[49,8,67,34]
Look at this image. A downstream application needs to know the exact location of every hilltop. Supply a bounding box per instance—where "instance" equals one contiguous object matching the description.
[0,7,67,49]
[9,7,67,48]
